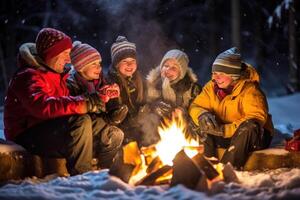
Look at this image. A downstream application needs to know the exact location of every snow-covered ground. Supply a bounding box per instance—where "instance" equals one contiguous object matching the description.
[268,94,300,135]
[0,94,300,199]
[0,168,300,200]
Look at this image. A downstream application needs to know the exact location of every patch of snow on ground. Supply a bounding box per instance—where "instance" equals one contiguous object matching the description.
[0,168,300,200]
[268,93,300,135]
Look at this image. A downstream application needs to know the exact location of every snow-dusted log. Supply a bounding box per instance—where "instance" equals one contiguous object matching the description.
[244,148,300,170]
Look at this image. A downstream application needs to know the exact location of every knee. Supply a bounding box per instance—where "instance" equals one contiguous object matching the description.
[78,114,93,127]
[240,119,260,130]
[235,119,261,137]
[110,126,124,146]
[101,125,124,148]
[70,114,92,137]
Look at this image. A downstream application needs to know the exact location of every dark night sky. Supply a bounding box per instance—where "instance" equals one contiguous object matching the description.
[0,0,299,103]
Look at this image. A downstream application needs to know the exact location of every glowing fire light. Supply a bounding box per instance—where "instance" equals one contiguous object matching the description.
[155,110,199,166]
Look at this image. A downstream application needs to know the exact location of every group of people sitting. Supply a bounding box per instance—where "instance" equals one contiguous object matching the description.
[3,28,274,175]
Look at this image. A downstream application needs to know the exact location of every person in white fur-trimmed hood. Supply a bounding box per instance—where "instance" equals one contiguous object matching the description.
[146,49,202,141]
[147,49,202,110]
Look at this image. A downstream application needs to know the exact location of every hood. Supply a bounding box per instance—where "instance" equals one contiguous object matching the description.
[240,62,260,83]
[230,63,260,97]
[147,65,198,87]
[18,43,71,75]
[18,43,45,69]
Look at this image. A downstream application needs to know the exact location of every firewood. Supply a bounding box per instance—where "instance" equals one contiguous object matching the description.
[140,145,157,165]
[222,162,239,183]
[136,165,172,186]
[192,153,219,180]
[146,156,163,174]
[109,142,141,183]
[171,149,206,190]
[109,149,135,183]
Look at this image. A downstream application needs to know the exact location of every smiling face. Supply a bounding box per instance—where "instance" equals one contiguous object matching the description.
[45,49,71,73]
[212,71,234,89]
[80,60,102,80]
[117,57,137,77]
[161,59,181,82]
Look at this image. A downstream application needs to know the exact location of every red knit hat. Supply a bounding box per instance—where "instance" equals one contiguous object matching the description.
[71,41,102,71]
[35,28,72,62]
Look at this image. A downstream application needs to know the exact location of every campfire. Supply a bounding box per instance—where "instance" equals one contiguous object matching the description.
[109,110,238,191]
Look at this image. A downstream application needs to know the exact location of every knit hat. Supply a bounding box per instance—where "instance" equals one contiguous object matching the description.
[35,28,72,62]
[212,47,242,80]
[111,36,136,67]
[70,41,102,72]
[159,49,189,81]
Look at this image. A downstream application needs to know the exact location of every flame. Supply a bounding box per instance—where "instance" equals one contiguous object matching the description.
[207,163,224,189]
[155,110,199,166]
[128,155,148,185]
[128,110,202,185]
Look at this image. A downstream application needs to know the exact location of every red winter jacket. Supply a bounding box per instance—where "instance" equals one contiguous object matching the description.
[4,44,87,141]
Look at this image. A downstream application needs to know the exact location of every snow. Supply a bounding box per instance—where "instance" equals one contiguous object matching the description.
[0,168,300,200]
[0,94,300,199]
[268,93,300,135]
[253,148,290,155]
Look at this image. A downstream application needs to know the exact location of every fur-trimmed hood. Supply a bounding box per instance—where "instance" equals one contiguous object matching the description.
[147,66,198,88]
[18,42,71,75]
[18,43,46,70]
[146,65,200,107]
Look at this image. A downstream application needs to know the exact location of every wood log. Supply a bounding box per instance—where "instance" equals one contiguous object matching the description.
[136,165,172,186]
[244,148,300,171]
[171,149,207,190]
[109,142,141,183]
[192,153,219,180]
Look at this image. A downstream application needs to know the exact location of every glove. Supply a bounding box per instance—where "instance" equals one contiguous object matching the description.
[198,112,219,130]
[98,84,120,103]
[106,105,128,125]
[186,120,207,142]
[198,112,224,137]
[153,101,173,118]
[85,93,106,113]
[205,126,224,137]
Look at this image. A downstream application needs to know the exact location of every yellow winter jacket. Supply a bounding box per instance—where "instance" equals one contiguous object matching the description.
[189,64,274,138]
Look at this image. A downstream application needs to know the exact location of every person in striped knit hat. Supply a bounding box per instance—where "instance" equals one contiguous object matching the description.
[189,47,274,169]
[67,41,128,168]
[106,36,147,146]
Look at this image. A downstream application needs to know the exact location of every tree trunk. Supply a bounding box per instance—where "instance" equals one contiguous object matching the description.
[0,45,8,90]
[288,0,298,93]
[254,2,265,75]
[231,0,241,49]
[208,0,219,56]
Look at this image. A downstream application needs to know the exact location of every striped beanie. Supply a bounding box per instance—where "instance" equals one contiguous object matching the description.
[160,49,189,81]
[36,28,72,62]
[212,47,242,80]
[70,41,101,72]
[111,36,136,67]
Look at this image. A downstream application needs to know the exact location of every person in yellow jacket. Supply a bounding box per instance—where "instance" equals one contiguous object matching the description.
[189,47,274,169]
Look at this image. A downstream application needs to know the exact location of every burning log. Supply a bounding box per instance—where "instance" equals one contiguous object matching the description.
[109,142,141,183]
[146,156,163,174]
[192,154,219,180]
[136,165,172,186]
[222,163,239,183]
[171,149,208,191]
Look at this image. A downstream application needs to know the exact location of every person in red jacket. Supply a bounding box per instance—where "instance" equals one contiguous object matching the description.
[3,28,116,175]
